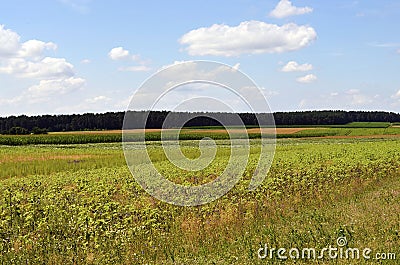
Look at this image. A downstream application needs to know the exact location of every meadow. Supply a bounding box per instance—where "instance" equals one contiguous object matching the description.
[0,128,399,264]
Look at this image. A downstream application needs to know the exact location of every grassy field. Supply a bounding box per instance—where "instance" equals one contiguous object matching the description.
[1,124,400,145]
[0,134,399,264]
[330,122,392,128]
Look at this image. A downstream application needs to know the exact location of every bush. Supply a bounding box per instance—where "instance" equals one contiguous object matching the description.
[32,127,48,134]
[8,126,29,135]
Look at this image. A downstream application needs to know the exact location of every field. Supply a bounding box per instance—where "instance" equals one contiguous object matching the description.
[0,126,399,264]
[1,125,400,145]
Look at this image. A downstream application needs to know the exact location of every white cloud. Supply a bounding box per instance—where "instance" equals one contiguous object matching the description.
[0,25,57,59]
[1,77,86,105]
[0,57,75,79]
[349,93,372,105]
[28,77,85,96]
[108,47,130,60]
[270,0,313,19]
[232,63,240,70]
[19,40,57,59]
[160,60,192,70]
[0,25,20,57]
[261,88,279,97]
[0,25,85,107]
[179,21,317,57]
[281,61,313,72]
[85,95,111,104]
[118,65,152,72]
[108,47,139,61]
[296,74,317,83]
[341,89,374,105]
[346,88,360,95]
[397,49,400,54]
[392,89,400,98]
[0,25,79,80]
[108,47,151,72]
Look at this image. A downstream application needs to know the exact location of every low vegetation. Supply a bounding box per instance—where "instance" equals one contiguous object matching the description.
[1,126,400,145]
[1,137,399,264]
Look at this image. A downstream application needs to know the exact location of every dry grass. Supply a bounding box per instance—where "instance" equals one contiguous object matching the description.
[0,154,95,164]
[0,154,95,163]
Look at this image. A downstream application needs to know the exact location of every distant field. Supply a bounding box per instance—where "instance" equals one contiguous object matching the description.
[50,128,315,135]
[49,129,165,135]
[330,122,391,128]
[2,125,400,145]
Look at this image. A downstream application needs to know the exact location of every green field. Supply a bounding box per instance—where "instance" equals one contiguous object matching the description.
[1,133,399,264]
[1,125,400,145]
[330,122,392,128]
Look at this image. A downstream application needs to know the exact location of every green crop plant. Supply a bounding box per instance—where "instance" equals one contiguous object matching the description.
[0,138,399,264]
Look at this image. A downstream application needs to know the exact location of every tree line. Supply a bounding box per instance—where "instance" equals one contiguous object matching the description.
[1,110,400,134]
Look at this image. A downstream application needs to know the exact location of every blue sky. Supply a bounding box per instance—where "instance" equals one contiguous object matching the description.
[1,0,400,116]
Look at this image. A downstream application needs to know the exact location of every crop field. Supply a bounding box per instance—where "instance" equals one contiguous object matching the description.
[0,130,399,264]
[1,125,400,145]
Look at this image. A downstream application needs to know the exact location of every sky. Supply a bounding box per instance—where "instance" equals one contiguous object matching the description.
[1,0,400,116]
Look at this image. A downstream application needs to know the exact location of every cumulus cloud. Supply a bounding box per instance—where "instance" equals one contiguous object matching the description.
[108,47,146,63]
[296,74,317,83]
[0,25,85,106]
[0,57,74,79]
[179,21,317,57]
[0,25,80,80]
[109,47,130,60]
[28,77,85,96]
[108,46,151,72]
[0,25,57,59]
[1,77,86,105]
[0,25,21,57]
[19,40,57,59]
[281,61,313,72]
[269,0,313,18]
